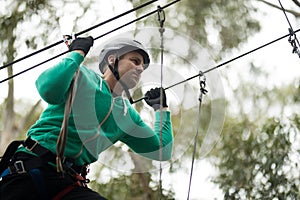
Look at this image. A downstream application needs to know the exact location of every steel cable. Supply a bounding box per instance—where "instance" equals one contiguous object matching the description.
[0,0,180,84]
[0,0,158,71]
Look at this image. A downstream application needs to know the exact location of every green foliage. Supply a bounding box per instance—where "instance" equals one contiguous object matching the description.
[210,63,300,199]
[0,99,43,138]
[131,0,260,60]
[89,173,175,200]
[0,1,58,58]
[2,0,299,199]
[212,115,300,199]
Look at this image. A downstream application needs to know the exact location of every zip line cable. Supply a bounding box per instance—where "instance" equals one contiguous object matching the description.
[132,27,300,104]
[0,1,299,198]
[2,0,296,92]
[0,0,158,71]
[186,73,208,200]
[277,0,300,57]
[157,5,165,200]
[94,0,180,40]
[168,27,300,88]
[0,0,180,84]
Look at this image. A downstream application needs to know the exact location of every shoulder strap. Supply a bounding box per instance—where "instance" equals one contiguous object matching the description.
[0,140,24,174]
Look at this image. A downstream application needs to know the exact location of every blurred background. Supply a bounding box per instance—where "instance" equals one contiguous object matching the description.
[1,0,300,199]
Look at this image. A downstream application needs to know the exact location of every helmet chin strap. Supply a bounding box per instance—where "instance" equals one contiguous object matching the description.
[107,57,134,104]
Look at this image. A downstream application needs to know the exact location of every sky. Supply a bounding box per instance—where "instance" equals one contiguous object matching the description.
[1,0,300,199]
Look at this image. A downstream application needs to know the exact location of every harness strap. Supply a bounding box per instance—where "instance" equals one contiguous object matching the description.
[0,140,24,174]
[8,155,44,174]
[52,171,87,200]
[24,137,55,160]
[52,185,77,200]
[0,137,88,200]
[1,137,86,177]
[0,137,51,175]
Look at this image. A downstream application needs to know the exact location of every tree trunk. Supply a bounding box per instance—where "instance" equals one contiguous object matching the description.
[130,152,153,200]
[0,15,17,155]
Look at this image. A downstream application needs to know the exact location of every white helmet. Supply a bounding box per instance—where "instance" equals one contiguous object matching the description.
[98,38,150,73]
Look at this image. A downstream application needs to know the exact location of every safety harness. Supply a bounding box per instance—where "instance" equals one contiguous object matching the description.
[0,136,89,200]
[0,69,88,199]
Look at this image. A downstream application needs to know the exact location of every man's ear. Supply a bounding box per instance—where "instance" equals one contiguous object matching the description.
[107,54,116,66]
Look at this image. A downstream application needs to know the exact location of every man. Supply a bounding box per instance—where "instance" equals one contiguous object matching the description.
[0,36,173,199]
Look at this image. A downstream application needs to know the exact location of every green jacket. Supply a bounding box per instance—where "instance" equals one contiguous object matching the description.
[22,52,173,166]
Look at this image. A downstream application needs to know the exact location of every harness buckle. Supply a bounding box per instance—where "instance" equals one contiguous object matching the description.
[14,160,26,174]
[26,139,38,152]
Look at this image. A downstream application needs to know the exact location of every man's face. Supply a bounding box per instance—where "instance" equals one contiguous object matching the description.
[117,51,144,89]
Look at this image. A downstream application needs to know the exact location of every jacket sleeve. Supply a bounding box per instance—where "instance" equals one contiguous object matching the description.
[119,110,174,161]
[35,52,84,104]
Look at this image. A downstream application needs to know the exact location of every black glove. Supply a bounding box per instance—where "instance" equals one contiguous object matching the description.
[69,36,94,55]
[145,87,168,111]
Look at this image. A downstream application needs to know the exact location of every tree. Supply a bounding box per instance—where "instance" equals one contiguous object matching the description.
[131,0,260,60]
[209,60,300,199]
[0,0,51,154]
[3,0,298,199]
[258,0,300,17]
[87,0,266,199]
[89,1,300,199]
[1,1,179,198]
[0,0,101,152]
[211,114,300,200]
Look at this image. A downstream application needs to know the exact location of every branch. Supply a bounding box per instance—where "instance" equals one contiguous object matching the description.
[19,99,42,133]
[257,0,300,17]
[129,151,153,200]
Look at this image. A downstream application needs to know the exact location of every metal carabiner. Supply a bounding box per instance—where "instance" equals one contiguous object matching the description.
[157,5,165,28]
[63,32,76,47]
[198,71,208,102]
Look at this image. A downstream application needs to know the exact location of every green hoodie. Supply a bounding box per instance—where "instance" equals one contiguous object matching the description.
[21,52,173,166]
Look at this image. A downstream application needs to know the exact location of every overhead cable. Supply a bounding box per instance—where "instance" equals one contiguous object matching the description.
[277,0,300,57]
[0,0,180,84]
[0,0,158,71]
[132,27,300,104]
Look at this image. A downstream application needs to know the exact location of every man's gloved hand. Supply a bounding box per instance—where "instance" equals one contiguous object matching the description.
[69,36,94,56]
[145,87,168,111]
